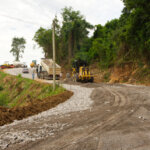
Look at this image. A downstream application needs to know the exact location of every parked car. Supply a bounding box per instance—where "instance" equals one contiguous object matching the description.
[22,68,29,73]
[0,65,7,69]
[8,64,15,68]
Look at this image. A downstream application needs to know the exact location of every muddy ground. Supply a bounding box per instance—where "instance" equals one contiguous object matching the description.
[1,69,150,150]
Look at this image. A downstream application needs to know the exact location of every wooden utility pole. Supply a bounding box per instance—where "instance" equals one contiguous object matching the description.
[52,19,56,91]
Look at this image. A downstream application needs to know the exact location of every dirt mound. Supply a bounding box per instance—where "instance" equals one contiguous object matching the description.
[0,91,73,126]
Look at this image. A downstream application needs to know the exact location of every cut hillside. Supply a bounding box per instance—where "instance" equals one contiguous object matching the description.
[90,63,150,86]
[0,71,73,126]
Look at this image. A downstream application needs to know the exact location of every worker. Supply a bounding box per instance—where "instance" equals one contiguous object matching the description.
[32,67,36,80]
[40,66,42,72]
[36,66,38,74]
[36,65,40,78]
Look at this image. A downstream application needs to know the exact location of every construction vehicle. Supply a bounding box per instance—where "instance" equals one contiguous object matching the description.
[37,59,61,80]
[72,59,94,82]
[30,60,37,68]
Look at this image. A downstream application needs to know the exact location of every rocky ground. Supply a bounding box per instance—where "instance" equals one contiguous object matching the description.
[1,69,150,150]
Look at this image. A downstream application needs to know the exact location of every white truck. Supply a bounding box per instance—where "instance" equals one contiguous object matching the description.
[37,59,61,80]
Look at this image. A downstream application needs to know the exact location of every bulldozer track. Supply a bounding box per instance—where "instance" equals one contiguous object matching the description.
[59,104,139,150]
[103,87,128,107]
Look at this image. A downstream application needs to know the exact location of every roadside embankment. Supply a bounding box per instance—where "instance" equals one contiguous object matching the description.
[91,63,150,86]
[0,71,73,126]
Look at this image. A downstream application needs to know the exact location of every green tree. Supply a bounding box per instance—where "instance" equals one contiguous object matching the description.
[33,17,61,61]
[33,7,93,64]
[34,27,53,58]
[61,7,93,64]
[74,37,93,63]
[120,0,150,62]
[89,20,119,68]
[10,37,26,61]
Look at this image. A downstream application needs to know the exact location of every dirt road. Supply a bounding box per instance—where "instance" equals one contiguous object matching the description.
[4,68,37,79]
[1,69,150,150]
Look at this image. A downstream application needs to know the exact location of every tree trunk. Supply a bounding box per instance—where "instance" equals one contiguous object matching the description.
[73,38,77,57]
[16,51,19,61]
[68,32,72,65]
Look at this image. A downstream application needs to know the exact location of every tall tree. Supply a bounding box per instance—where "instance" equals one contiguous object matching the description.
[33,17,61,61]
[88,20,119,68]
[61,7,93,64]
[10,37,26,61]
[33,8,93,64]
[34,27,53,58]
[120,0,150,62]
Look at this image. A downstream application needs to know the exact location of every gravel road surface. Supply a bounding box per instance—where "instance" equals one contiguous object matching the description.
[1,68,150,150]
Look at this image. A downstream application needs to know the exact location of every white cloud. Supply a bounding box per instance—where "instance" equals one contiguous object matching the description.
[0,0,124,66]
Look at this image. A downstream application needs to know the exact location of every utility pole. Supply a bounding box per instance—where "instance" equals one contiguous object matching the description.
[52,19,56,91]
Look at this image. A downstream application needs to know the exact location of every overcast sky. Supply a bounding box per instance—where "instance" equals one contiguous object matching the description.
[0,0,124,66]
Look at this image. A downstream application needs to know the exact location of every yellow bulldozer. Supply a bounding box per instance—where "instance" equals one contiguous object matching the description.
[72,60,94,82]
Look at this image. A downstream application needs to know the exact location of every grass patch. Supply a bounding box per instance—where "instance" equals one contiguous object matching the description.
[17,74,22,78]
[0,92,9,107]
[0,71,65,108]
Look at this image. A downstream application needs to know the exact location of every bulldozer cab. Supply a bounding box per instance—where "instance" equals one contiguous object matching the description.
[72,59,93,82]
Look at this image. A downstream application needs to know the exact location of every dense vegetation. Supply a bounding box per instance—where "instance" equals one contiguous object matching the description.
[34,1,150,68]
[0,71,64,107]
[34,7,93,65]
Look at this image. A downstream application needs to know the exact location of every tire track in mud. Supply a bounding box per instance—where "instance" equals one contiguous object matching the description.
[104,86,129,107]
[58,86,143,150]
[65,108,139,150]
[55,86,134,150]
[104,87,121,106]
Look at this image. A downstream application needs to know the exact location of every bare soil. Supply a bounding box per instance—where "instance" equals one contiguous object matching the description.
[90,63,150,86]
[0,91,73,126]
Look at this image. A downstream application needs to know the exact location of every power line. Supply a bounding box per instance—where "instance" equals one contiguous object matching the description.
[0,13,44,26]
